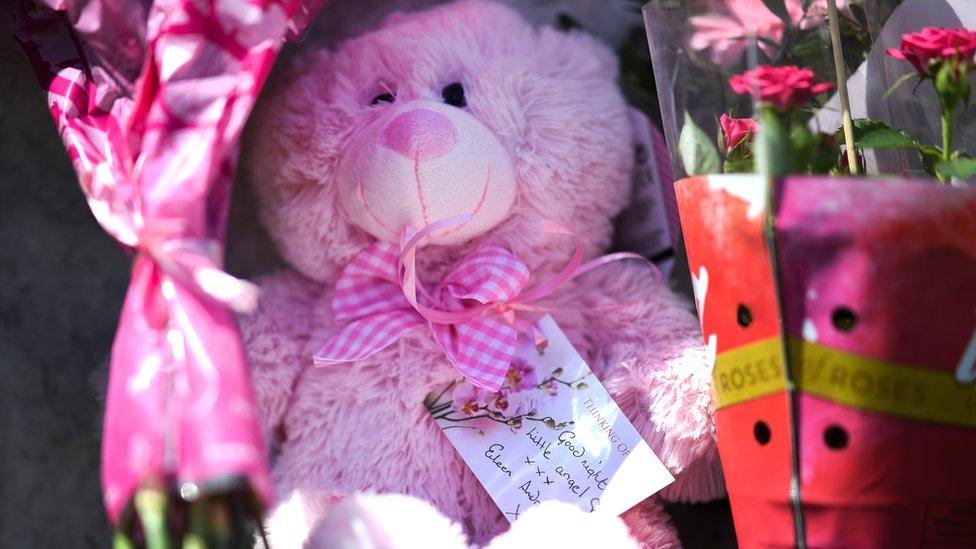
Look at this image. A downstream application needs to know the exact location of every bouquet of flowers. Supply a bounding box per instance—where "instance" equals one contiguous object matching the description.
[644,1,976,546]
[686,26,976,182]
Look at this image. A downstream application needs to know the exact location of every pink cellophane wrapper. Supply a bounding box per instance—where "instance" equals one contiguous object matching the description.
[11,0,323,523]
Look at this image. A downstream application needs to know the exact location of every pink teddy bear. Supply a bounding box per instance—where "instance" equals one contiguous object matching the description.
[242,1,721,546]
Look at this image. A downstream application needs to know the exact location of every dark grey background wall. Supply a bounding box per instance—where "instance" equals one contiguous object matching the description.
[0,41,124,546]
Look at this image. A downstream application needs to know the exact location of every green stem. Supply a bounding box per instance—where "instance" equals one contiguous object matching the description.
[134,488,172,549]
[942,108,953,161]
[938,104,954,184]
[112,531,137,549]
[183,500,209,549]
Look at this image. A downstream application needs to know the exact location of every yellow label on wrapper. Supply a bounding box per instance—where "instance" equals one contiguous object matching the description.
[713,337,787,407]
[714,337,976,428]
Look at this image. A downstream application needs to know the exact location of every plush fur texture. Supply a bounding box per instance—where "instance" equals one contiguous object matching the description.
[307,493,651,549]
[241,1,720,546]
[308,493,468,548]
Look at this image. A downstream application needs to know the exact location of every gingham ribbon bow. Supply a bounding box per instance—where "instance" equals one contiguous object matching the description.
[314,215,650,392]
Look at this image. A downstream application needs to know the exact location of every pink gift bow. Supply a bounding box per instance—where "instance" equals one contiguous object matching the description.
[315,215,657,392]
[12,0,324,523]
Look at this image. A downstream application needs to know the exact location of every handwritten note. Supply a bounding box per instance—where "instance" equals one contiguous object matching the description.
[425,315,674,521]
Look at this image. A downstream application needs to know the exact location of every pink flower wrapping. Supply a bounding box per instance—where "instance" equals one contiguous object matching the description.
[11,0,323,523]
[689,0,849,65]
[688,0,784,65]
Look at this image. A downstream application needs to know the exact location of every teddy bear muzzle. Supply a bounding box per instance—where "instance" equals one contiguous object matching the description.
[382,108,458,160]
[337,100,517,246]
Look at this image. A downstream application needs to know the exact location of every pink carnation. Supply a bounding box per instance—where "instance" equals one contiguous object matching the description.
[729,65,834,111]
[720,114,759,153]
[886,27,976,76]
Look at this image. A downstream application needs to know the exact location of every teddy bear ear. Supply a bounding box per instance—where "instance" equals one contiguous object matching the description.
[531,25,621,85]
[242,48,374,282]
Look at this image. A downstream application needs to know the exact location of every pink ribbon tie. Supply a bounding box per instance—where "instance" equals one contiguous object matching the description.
[137,226,260,314]
[315,216,655,393]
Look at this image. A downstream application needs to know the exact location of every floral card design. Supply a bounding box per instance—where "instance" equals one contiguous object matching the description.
[425,315,674,522]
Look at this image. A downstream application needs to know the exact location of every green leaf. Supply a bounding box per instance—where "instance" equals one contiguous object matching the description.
[835,118,919,150]
[855,128,918,149]
[933,157,976,181]
[843,118,894,136]
[810,133,842,174]
[882,71,919,100]
[762,0,793,27]
[790,124,816,170]
[919,145,942,177]
[678,112,721,176]
[724,157,755,174]
[791,29,823,60]
[715,115,727,156]
[755,106,794,177]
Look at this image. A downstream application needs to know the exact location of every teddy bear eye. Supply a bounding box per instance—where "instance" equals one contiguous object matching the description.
[556,12,581,31]
[370,92,396,106]
[441,82,466,108]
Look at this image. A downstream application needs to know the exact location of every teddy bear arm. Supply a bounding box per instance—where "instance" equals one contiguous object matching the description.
[239,270,321,443]
[579,262,725,502]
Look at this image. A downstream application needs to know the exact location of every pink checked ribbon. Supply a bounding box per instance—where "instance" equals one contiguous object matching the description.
[315,215,652,392]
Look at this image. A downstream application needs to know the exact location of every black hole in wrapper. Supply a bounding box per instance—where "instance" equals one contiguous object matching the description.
[831,307,858,332]
[737,304,753,328]
[753,420,771,445]
[824,424,849,450]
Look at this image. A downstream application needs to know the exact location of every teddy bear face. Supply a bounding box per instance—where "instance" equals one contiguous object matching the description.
[246,0,633,282]
[336,95,517,245]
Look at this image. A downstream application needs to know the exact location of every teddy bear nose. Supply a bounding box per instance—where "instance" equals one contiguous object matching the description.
[382,108,459,160]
